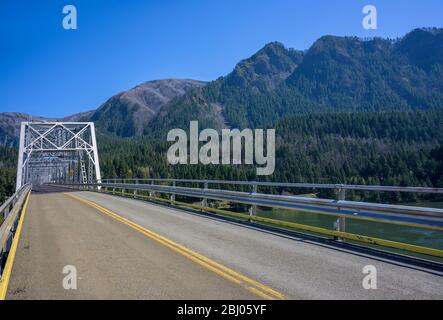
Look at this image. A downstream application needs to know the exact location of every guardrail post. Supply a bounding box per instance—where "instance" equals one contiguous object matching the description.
[201,181,208,210]
[133,180,138,199]
[334,187,346,241]
[149,181,154,199]
[4,204,10,218]
[170,181,176,204]
[249,184,257,220]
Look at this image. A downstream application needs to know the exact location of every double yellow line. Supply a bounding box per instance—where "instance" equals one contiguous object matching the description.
[66,193,287,300]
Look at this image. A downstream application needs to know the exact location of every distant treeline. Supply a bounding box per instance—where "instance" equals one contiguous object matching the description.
[99,109,443,203]
[0,147,17,204]
[1,109,442,205]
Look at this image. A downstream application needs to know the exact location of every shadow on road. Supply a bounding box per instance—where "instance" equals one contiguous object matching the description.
[31,184,77,194]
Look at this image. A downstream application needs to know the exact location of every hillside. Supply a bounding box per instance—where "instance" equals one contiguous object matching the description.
[0,79,206,144]
[2,29,442,141]
[0,113,54,147]
[148,28,443,134]
[148,42,306,133]
[87,79,206,137]
[1,28,443,203]
[98,109,443,204]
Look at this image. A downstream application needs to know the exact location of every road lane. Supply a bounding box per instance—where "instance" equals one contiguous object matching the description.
[6,191,262,299]
[74,191,443,300]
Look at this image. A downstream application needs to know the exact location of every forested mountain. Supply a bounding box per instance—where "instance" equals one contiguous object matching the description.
[1,28,442,140]
[99,109,443,202]
[148,42,305,133]
[148,28,443,134]
[1,28,442,203]
[86,79,206,137]
[0,79,206,144]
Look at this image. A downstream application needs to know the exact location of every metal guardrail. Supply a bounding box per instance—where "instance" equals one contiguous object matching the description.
[58,181,443,229]
[101,178,443,194]
[54,180,443,258]
[0,184,32,276]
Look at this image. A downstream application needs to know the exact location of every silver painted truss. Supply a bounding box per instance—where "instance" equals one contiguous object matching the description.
[16,122,101,190]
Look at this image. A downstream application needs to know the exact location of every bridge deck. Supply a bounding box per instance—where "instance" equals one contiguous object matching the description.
[6,187,443,299]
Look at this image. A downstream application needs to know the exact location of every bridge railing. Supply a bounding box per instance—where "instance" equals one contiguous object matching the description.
[54,180,443,259]
[0,184,32,277]
[101,178,443,194]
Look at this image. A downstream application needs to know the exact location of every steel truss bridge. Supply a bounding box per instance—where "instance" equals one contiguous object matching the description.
[15,122,101,190]
[0,121,442,300]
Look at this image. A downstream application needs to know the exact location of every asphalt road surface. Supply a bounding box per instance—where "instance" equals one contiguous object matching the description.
[6,187,443,299]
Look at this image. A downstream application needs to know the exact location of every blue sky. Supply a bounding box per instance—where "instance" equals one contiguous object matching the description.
[1,0,442,117]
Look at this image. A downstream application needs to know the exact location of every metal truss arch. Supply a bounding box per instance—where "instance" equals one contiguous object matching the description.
[16,122,101,190]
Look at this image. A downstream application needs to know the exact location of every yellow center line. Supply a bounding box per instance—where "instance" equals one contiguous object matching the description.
[0,191,31,300]
[65,192,288,300]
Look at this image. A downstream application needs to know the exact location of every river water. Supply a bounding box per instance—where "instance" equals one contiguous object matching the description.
[256,207,443,253]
